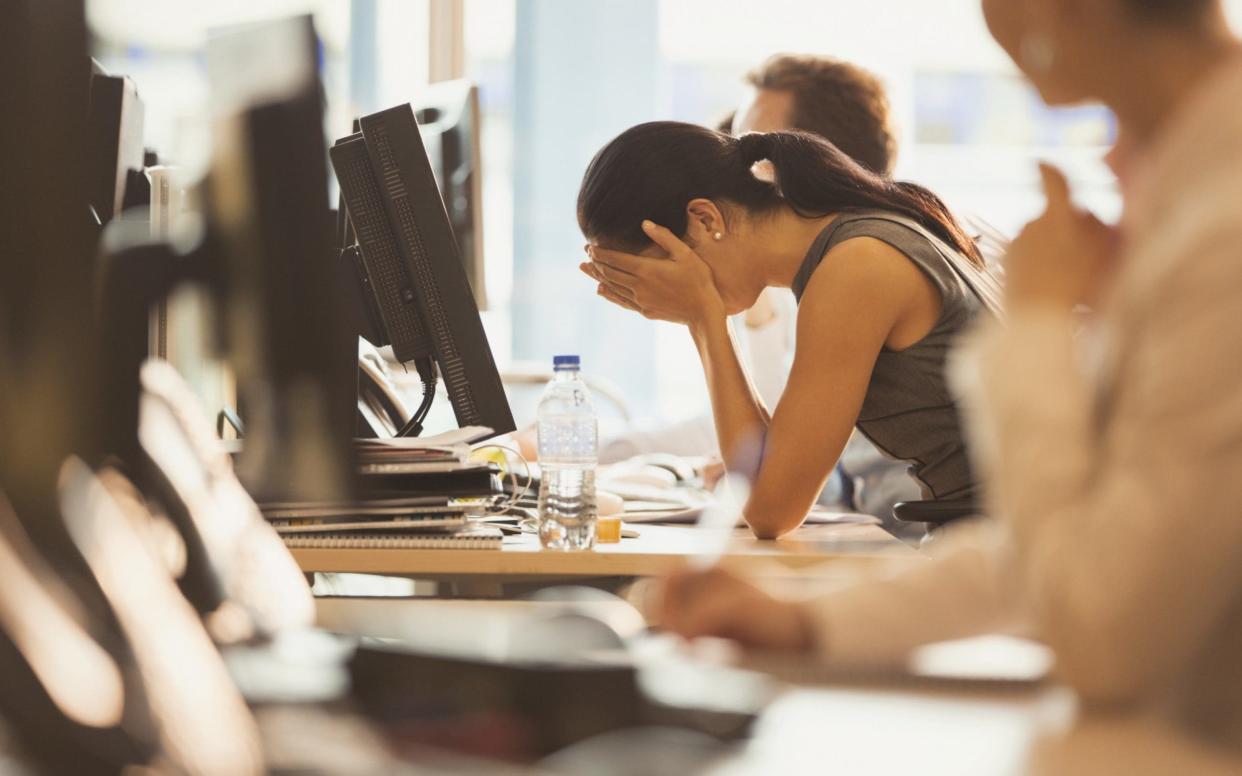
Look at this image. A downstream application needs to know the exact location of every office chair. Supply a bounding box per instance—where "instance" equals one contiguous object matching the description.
[892,498,982,527]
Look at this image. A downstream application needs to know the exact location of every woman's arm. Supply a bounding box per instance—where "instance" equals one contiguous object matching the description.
[688,316,770,475]
[734,237,922,536]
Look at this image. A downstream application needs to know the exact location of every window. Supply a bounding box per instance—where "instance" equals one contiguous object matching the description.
[89,0,1242,430]
[87,0,444,175]
[86,0,427,419]
[461,0,1121,426]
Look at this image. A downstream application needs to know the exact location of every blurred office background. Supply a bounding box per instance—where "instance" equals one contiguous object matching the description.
[85,0,1242,429]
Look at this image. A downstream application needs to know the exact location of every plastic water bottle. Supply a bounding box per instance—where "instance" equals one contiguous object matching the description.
[536,355,598,550]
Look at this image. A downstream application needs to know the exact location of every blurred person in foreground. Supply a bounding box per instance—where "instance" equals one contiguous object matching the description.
[663,0,1242,751]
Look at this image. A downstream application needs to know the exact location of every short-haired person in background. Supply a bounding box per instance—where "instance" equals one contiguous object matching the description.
[662,0,1242,753]
[600,55,924,531]
[742,54,1012,268]
[737,53,894,174]
[738,55,926,526]
[579,115,1002,538]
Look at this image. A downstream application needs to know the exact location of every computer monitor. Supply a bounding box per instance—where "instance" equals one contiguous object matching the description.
[205,15,357,501]
[0,0,104,537]
[330,103,516,440]
[88,60,146,224]
[0,5,144,766]
[415,80,487,310]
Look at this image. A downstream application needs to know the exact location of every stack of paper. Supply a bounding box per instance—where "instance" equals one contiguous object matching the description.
[259,496,501,550]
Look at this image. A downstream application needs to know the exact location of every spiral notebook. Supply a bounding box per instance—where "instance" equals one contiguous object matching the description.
[270,513,468,534]
[281,527,503,550]
[262,502,466,520]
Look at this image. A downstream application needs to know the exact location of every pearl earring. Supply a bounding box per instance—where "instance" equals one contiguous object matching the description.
[713,231,723,241]
[1020,33,1055,73]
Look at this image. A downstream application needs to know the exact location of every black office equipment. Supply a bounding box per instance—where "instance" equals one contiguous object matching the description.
[0,485,155,773]
[204,15,357,501]
[330,103,516,440]
[95,16,356,504]
[415,80,487,309]
[85,63,175,470]
[892,498,982,527]
[352,642,641,758]
[57,460,265,775]
[331,134,435,364]
[0,0,103,540]
[346,594,760,761]
[0,5,253,772]
[91,16,356,631]
[137,361,316,633]
[88,61,146,224]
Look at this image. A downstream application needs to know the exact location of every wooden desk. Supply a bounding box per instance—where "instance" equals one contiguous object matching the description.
[719,685,1242,775]
[291,522,915,587]
[304,596,1242,775]
[727,683,1053,775]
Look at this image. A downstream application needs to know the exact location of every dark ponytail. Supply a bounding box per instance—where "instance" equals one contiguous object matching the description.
[578,121,983,268]
[754,131,984,267]
[1122,0,1215,23]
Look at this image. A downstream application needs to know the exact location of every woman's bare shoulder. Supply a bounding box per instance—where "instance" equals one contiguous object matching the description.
[805,235,930,298]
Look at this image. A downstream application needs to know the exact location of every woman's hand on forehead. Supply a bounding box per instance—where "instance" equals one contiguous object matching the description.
[585,240,669,261]
[579,220,726,328]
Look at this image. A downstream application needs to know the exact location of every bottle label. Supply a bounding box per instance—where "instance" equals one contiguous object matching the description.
[537,416,598,462]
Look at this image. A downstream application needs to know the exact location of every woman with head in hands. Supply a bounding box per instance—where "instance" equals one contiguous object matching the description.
[578,120,1000,540]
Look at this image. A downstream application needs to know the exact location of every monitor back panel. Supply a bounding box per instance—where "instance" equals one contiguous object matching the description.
[414,80,486,310]
[87,73,144,222]
[330,133,433,363]
[357,105,515,437]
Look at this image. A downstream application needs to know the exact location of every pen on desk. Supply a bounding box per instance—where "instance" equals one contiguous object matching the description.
[689,473,750,571]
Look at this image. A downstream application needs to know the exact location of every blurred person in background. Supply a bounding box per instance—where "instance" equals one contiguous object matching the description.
[662,0,1242,752]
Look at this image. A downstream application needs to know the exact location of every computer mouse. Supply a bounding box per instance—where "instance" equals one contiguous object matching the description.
[597,490,624,516]
[633,453,698,484]
[605,465,677,490]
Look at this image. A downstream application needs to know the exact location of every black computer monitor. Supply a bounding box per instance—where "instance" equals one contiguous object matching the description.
[205,15,357,501]
[88,60,146,224]
[0,0,104,532]
[0,3,148,768]
[415,80,487,310]
[330,103,515,440]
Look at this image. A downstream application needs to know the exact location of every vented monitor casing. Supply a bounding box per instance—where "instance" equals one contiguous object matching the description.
[330,104,514,439]
[87,68,145,223]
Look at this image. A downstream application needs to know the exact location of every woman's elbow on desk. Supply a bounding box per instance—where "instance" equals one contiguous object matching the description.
[742,487,816,539]
[744,512,804,540]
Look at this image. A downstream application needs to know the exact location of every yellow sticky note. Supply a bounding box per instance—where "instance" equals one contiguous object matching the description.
[596,517,622,543]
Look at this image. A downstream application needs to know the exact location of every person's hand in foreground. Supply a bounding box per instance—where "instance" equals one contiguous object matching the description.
[1005,163,1119,312]
[660,566,816,652]
[581,220,727,332]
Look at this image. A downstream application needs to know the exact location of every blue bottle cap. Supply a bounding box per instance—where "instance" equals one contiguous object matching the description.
[553,355,580,369]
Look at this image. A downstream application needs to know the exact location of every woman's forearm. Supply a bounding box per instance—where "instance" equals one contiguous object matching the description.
[691,316,771,479]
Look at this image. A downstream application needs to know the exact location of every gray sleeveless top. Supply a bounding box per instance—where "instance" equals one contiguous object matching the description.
[791,210,1001,501]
